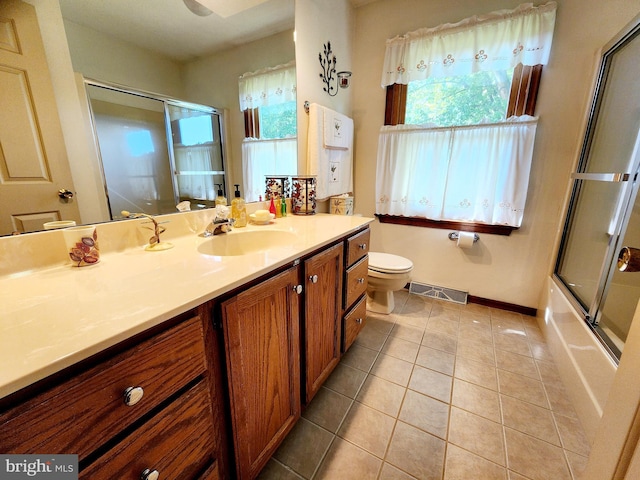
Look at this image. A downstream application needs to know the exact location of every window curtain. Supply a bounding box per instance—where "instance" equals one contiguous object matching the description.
[381,2,556,86]
[174,145,218,201]
[375,118,537,227]
[239,61,296,110]
[242,138,297,202]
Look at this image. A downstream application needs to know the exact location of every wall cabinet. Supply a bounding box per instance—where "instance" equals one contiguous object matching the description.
[220,265,301,480]
[0,309,225,479]
[303,242,343,404]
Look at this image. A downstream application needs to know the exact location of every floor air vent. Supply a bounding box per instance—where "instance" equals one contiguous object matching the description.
[409,281,468,304]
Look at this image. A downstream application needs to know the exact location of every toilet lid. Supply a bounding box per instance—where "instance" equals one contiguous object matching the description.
[368,252,413,273]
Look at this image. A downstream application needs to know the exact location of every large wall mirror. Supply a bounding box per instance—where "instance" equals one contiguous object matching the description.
[0,0,296,236]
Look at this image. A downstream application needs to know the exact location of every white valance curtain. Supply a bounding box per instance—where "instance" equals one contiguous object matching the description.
[239,61,296,110]
[376,118,537,226]
[381,2,556,86]
[242,138,297,202]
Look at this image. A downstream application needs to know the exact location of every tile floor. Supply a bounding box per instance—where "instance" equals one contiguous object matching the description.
[258,290,592,480]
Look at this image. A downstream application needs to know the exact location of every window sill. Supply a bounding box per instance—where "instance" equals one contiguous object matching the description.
[375,215,517,236]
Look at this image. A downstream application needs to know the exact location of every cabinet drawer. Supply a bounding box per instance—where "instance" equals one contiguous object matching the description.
[80,381,214,480]
[343,295,367,352]
[198,461,220,480]
[0,315,207,459]
[345,229,370,266]
[344,255,368,309]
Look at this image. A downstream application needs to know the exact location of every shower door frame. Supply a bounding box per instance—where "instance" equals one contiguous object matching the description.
[554,17,640,363]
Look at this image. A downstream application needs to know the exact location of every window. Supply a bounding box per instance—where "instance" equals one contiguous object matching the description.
[376,2,556,231]
[239,61,297,201]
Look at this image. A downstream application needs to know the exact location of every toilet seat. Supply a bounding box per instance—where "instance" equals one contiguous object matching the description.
[368,252,413,274]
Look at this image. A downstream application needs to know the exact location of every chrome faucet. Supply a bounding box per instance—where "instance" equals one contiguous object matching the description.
[203,218,234,237]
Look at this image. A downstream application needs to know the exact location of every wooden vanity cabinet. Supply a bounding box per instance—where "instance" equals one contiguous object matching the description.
[302,242,343,404]
[342,228,370,352]
[0,309,226,479]
[219,264,301,480]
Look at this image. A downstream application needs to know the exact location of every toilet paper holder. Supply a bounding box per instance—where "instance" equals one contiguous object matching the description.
[448,232,479,243]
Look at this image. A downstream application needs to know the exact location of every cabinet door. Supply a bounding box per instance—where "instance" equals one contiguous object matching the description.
[221,266,301,480]
[303,243,343,403]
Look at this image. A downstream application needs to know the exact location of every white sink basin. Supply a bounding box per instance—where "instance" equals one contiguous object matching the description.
[197,229,298,256]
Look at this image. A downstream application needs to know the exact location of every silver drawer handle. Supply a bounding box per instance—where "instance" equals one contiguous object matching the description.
[141,468,159,480]
[293,284,303,294]
[355,318,363,324]
[123,386,144,406]
[309,274,318,284]
[357,278,365,284]
[359,243,367,250]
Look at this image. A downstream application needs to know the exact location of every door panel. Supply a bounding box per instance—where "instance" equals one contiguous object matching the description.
[0,0,80,235]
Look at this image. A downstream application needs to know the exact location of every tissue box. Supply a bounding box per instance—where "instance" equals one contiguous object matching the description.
[330,196,353,215]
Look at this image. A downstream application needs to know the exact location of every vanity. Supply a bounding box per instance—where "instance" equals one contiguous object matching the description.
[0,212,372,479]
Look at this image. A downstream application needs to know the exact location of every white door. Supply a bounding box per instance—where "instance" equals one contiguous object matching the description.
[0,0,80,235]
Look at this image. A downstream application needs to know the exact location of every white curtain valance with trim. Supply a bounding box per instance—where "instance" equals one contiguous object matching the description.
[239,60,296,110]
[381,2,557,87]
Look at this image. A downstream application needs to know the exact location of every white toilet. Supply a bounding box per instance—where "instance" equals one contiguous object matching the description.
[366,252,413,314]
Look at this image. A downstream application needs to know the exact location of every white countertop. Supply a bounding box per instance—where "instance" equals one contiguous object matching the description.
[0,214,373,399]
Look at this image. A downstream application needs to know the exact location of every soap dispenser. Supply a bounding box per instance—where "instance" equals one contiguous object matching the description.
[215,184,227,206]
[231,184,247,228]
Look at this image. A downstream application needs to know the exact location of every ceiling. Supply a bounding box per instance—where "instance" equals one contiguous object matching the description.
[58,0,295,62]
[58,0,379,63]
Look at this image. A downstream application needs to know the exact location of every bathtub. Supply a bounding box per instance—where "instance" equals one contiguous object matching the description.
[539,276,617,442]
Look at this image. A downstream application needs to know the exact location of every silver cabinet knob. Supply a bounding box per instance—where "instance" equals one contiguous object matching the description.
[293,284,303,294]
[357,277,365,284]
[123,386,144,406]
[141,469,159,480]
[309,274,318,284]
[355,318,363,324]
[359,243,367,250]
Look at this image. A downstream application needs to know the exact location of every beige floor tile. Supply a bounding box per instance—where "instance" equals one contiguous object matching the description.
[371,353,414,387]
[459,309,492,325]
[379,462,417,479]
[462,302,491,316]
[273,418,334,479]
[323,363,367,399]
[366,313,398,335]
[302,386,352,433]
[490,309,523,321]
[452,378,501,422]
[458,321,493,345]
[389,322,425,344]
[444,443,508,480]
[554,412,591,457]
[427,315,460,336]
[356,375,406,417]
[524,324,545,343]
[355,322,389,351]
[257,459,305,480]
[386,421,446,479]
[448,407,505,466]
[454,355,498,391]
[337,401,396,458]
[398,389,449,439]
[493,333,531,357]
[314,437,381,480]
[456,337,496,366]
[382,335,421,363]
[415,345,455,376]
[395,312,429,329]
[566,450,589,480]
[497,370,549,408]
[409,365,452,403]
[500,394,560,446]
[495,349,540,380]
[491,317,526,336]
[545,382,579,418]
[504,427,572,480]
[507,471,530,480]
[340,344,379,373]
[399,295,433,319]
[421,330,457,354]
[535,359,565,390]
[529,340,554,362]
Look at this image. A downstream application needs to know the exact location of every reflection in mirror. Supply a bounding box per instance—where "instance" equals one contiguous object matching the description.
[0,0,296,236]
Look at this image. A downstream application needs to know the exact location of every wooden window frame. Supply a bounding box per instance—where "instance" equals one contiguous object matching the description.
[380,63,543,234]
[243,107,260,138]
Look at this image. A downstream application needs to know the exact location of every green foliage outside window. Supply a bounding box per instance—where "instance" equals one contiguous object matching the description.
[259,101,297,139]
[406,69,514,127]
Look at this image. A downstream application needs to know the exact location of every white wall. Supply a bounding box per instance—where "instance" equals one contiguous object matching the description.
[352,0,640,309]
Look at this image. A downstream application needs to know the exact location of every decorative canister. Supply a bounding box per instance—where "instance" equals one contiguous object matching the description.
[291,176,317,215]
[63,225,100,266]
[265,176,290,200]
